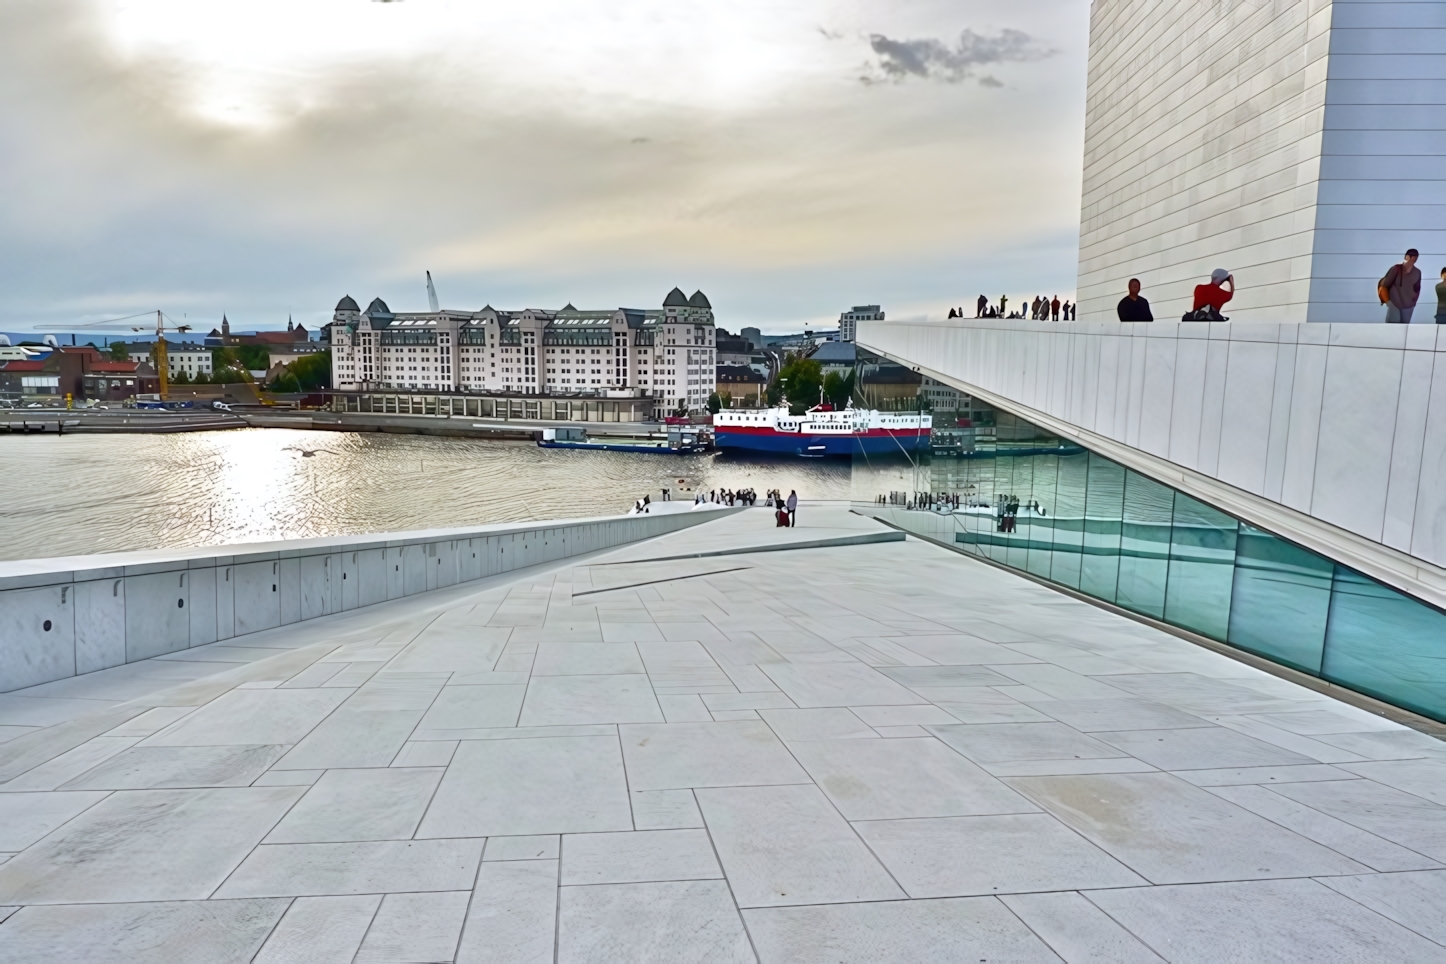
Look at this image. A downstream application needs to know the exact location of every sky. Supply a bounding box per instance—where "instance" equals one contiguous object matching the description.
[0,0,1090,335]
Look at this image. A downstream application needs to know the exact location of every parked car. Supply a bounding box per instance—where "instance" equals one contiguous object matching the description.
[211,400,232,411]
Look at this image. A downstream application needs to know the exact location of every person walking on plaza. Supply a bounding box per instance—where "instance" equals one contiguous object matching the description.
[1436,268,1446,324]
[1051,296,1061,321]
[1379,249,1422,324]
[1118,279,1153,321]
[1193,268,1234,316]
[786,490,798,527]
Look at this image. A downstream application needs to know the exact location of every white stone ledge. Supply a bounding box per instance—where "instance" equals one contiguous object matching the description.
[0,508,736,694]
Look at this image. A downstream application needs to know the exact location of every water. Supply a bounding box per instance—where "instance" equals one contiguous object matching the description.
[0,429,853,562]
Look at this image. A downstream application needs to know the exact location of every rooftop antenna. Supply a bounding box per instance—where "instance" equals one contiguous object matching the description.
[426,271,440,313]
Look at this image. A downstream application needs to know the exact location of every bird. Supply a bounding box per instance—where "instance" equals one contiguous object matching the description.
[284,446,332,458]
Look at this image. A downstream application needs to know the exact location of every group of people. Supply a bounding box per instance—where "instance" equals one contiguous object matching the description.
[948,295,1075,321]
[696,488,757,506]
[1378,249,1446,324]
[765,489,798,527]
[1117,270,1234,322]
[994,494,1045,532]
[1029,296,1075,321]
[1117,250,1446,324]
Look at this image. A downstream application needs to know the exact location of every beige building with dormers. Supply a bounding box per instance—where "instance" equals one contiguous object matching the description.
[327,287,717,414]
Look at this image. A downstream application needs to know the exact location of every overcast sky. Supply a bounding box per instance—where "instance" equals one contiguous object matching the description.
[0,0,1089,334]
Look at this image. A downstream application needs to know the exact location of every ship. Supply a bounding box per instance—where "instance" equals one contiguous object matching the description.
[538,426,709,455]
[713,404,931,457]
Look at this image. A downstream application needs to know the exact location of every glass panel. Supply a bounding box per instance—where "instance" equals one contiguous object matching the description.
[1164,493,1238,641]
[1115,470,1174,619]
[1322,568,1446,722]
[1079,453,1125,602]
[1002,451,1033,571]
[1050,451,1088,590]
[1024,452,1058,579]
[1226,525,1331,674]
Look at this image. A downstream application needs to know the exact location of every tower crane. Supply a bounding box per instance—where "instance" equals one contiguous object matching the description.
[37,309,194,400]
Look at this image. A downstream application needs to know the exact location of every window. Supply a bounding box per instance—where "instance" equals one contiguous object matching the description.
[859,407,1446,724]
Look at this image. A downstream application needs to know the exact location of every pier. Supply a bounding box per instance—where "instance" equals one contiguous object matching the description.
[0,507,1442,960]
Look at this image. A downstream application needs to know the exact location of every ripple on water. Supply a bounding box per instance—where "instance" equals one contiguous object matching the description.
[0,428,853,561]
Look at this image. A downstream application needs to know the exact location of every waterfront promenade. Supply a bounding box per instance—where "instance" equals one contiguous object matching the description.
[0,507,1445,960]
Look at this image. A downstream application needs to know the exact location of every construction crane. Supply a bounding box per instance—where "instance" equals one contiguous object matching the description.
[38,309,193,399]
[135,310,192,399]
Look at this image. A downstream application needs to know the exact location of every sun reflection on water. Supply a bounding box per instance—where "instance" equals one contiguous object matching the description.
[0,429,850,561]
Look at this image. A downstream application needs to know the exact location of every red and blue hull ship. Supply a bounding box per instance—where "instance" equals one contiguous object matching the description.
[713,405,931,457]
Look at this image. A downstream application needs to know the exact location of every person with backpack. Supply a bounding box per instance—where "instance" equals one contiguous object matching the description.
[1190,269,1234,320]
[1379,249,1422,324]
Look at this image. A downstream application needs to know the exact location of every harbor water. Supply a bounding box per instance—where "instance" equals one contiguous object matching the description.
[0,429,858,562]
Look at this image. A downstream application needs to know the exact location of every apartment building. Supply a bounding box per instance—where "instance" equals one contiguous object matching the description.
[328,287,717,413]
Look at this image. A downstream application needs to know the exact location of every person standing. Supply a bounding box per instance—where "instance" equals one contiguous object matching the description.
[786,490,798,527]
[1051,296,1061,321]
[1379,249,1422,324]
[1193,269,1234,315]
[976,294,987,318]
[1436,268,1446,324]
[1118,279,1153,321]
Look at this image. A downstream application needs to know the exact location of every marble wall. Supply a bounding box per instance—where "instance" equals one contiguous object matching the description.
[1078,0,1446,324]
[861,319,1446,601]
[0,509,728,694]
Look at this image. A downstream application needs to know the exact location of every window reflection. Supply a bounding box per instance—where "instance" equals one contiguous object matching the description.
[854,390,1446,723]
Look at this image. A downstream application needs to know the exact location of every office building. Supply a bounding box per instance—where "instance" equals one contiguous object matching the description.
[128,342,213,379]
[838,305,883,342]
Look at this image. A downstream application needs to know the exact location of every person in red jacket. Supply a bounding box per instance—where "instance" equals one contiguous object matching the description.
[1193,269,1234,313]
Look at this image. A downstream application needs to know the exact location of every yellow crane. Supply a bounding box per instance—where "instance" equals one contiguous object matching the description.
[134,310,193,399]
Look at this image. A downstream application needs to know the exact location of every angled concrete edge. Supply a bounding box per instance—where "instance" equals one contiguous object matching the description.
[588,530,906,565]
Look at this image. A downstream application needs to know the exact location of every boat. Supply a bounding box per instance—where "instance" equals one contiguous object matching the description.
[537,426,709,455]
[713,404,931,456]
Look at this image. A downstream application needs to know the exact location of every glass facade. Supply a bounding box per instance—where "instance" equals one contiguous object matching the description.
[852,405,1446,723]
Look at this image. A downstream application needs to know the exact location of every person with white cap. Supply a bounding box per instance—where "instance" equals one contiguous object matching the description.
[1192,268,1234,316]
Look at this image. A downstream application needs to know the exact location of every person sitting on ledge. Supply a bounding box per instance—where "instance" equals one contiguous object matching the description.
[1117,278,1153,321]
[1194,268,1234,314]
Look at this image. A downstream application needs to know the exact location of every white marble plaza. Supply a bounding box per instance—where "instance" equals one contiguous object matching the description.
[0,507,1444,961]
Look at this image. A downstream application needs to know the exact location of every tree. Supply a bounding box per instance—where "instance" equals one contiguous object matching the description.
[718,391,732,410]
[776,355,823,416]
[288,350,331,391]
[765,377,783,407]
[171,369,190,385]
[108,341,132,362]
[191,370,210,385]
[269,371,302,393]
[212,365,247,384]
[706,392,722,415]
[822,370,855,409]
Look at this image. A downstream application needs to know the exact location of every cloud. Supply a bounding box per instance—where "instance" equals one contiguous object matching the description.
[0,0,1088,333]
[867,28,1051,84]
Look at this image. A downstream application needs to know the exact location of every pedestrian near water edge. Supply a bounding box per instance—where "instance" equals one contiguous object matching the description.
[1118,279,1153,321]
[1437,268,1446,324]
[786,490,798,527]
[1193,268,1234,313]
[1379,249,1422,324]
